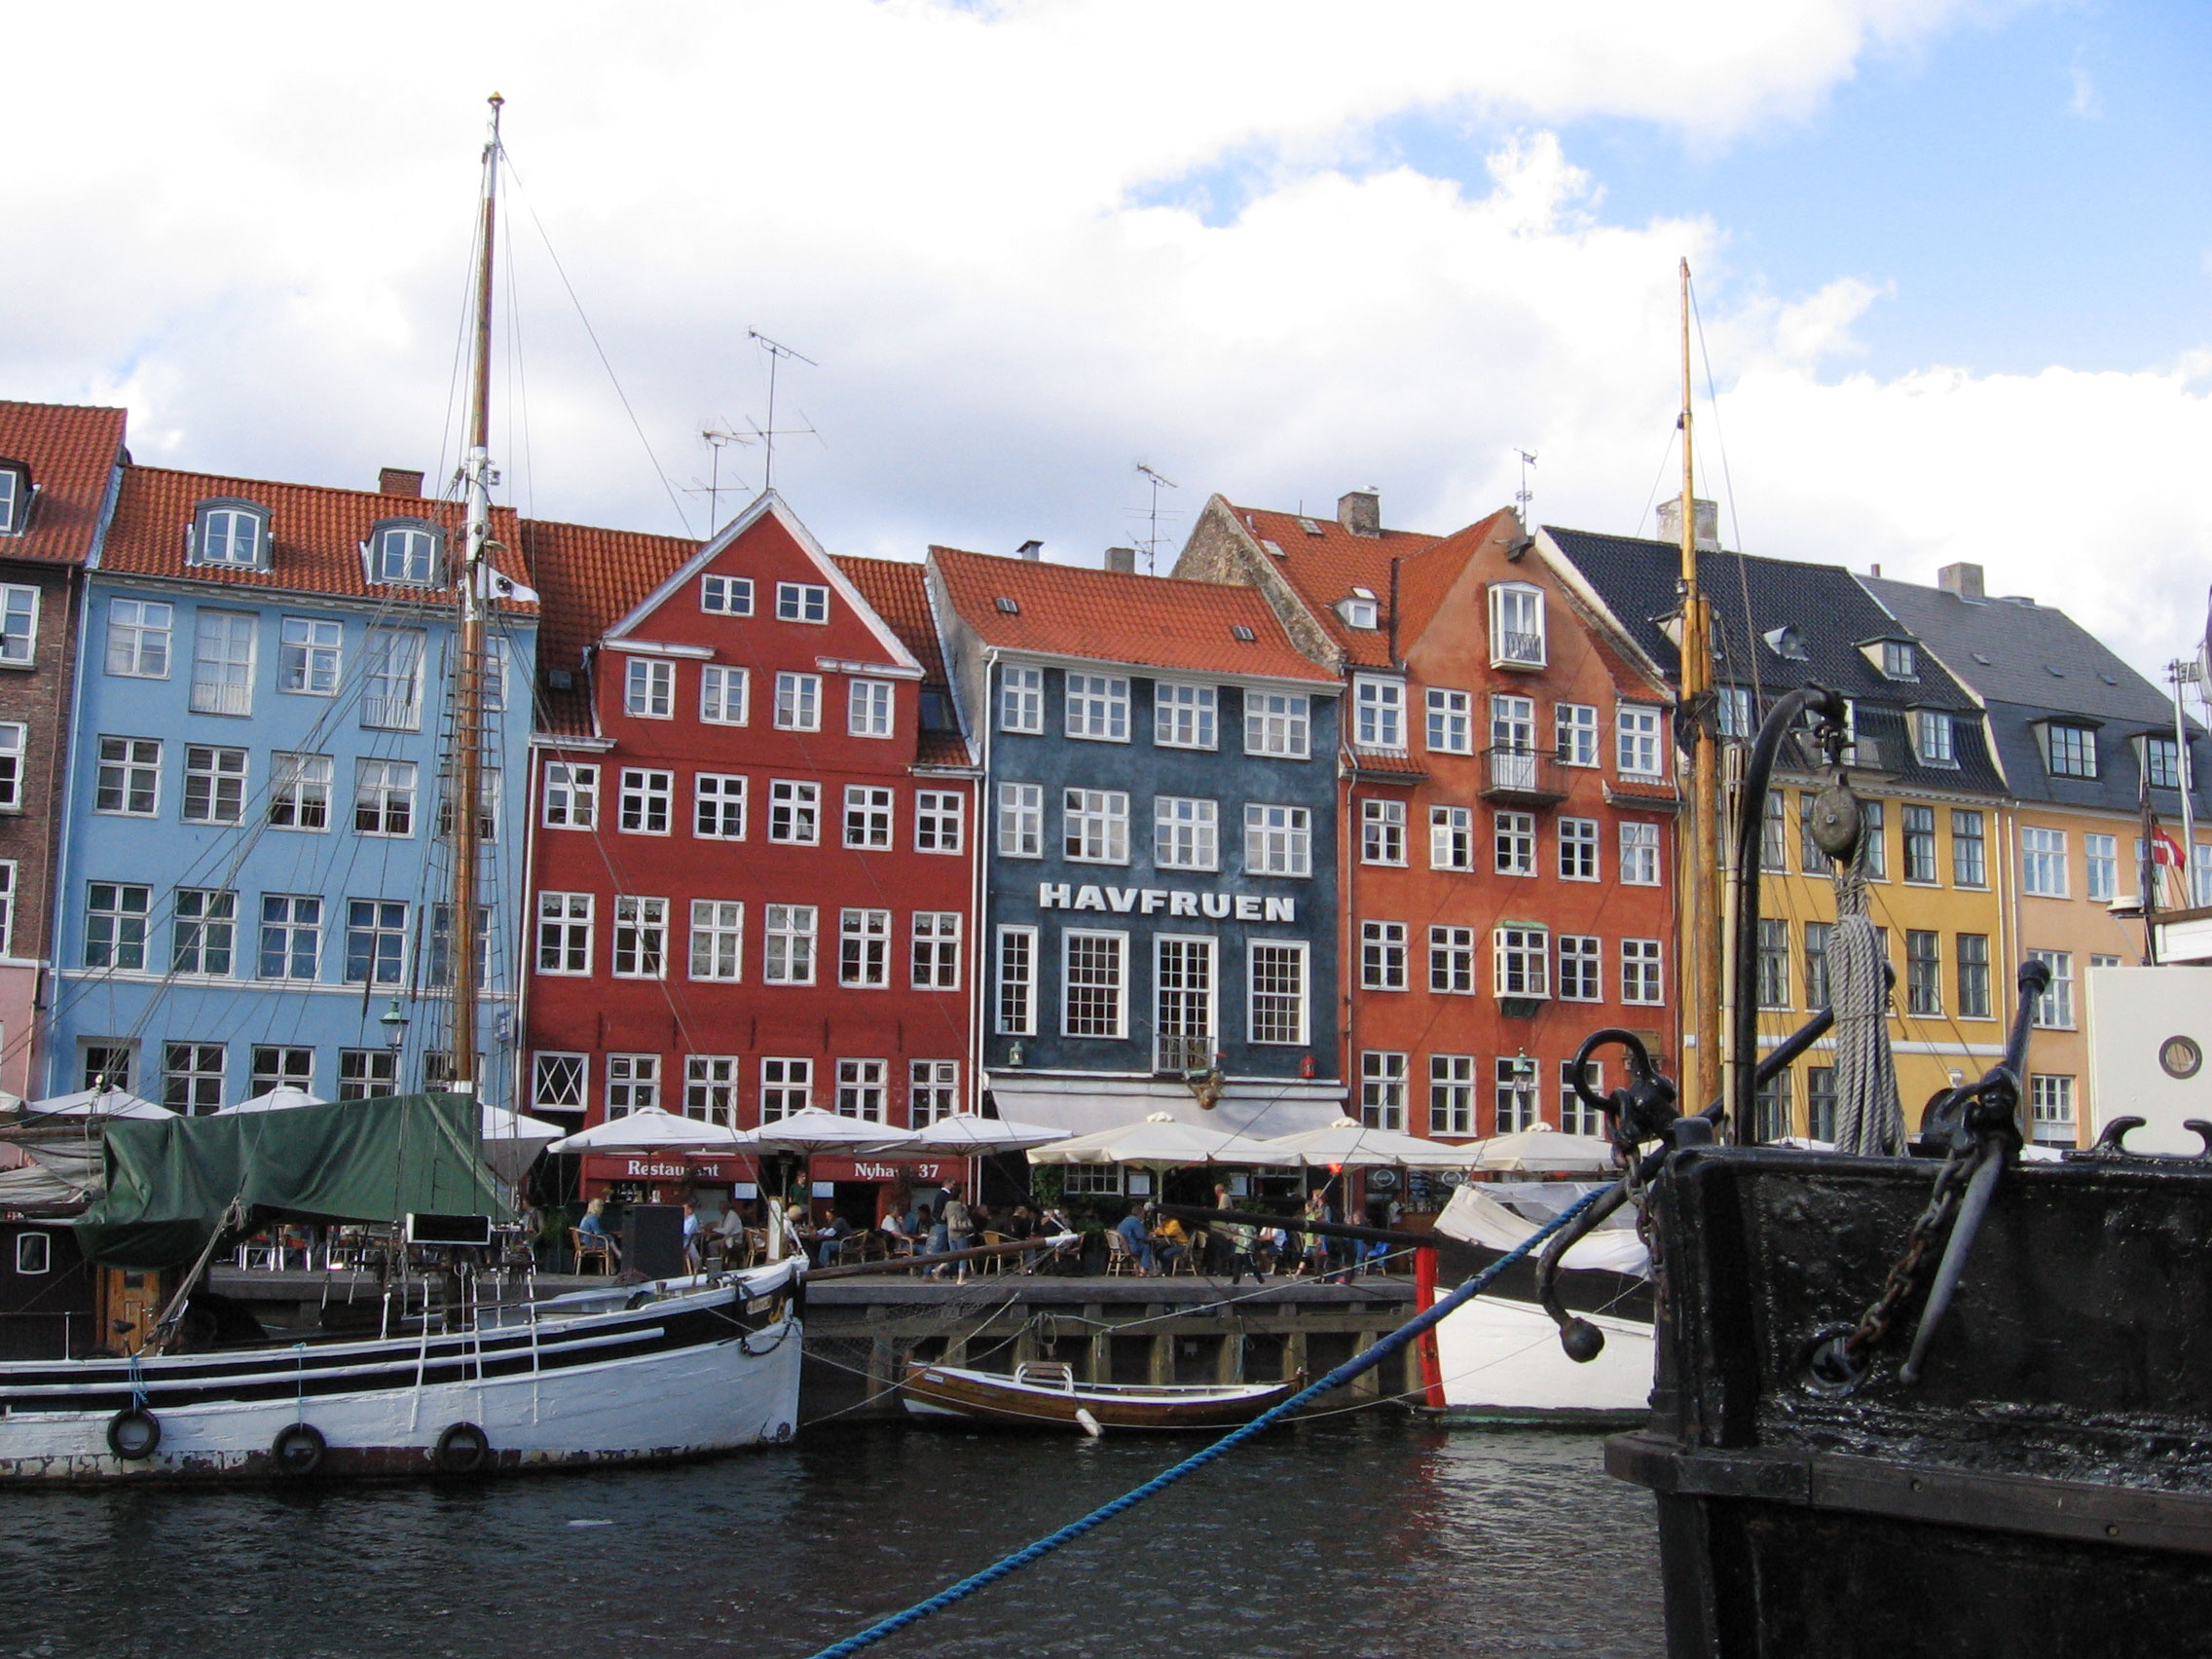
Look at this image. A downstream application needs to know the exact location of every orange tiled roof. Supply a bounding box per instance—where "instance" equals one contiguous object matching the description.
[1231,504,1444,668]
[522,516,701,737]
[931,546,1337,685]
[0,400,128,566]
[834,554,949,685]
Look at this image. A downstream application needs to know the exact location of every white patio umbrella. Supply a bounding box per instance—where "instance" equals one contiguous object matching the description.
[1246,1116,1480,1170]
[547,1106,747,1156]
[1025,1112,1243,1169]
[725,1107,918,1157]
[214,1086,565,1183]
[1462,1125,1620,1174]
[213,1086,328,1114]
[902,1114,1071,1156]
[23,1088,172,1121]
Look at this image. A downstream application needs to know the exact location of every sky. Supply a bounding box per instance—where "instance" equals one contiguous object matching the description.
[6,0,2210,688]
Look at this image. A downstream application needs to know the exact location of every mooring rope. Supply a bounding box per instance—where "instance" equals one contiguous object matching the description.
[796,1184,1609,1659]
[1830,842,1903,1155]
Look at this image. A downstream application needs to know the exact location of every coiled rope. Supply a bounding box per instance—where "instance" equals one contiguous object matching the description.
[1831,842,1903,1156]
[799,1184,1609,1659]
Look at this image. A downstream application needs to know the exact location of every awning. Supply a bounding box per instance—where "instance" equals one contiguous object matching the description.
[985,1075,1346,1144]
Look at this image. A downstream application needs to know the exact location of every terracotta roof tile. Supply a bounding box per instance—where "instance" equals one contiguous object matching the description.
[930,546,1336,684]
[1230,504,1445,668]
[0,400,128,566]
[834,555,949,685]
[521,517,701,736]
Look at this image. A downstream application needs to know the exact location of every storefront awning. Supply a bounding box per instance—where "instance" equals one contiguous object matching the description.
[984,1076,1346,1146]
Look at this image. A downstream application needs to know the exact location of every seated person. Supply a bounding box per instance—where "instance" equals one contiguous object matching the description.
[878,1209,914,1255]
[814,1213,853,1267]
[1005,1204,1036,1241]
[715,1204,750,1265]
[1114,1208,1156,1274]
[577,1198,621,1267]
[1147,1209,1190,1272]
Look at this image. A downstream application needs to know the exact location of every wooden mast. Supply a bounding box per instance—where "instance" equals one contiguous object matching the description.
[450,93,502,1096]
[1678,259,1725,1121]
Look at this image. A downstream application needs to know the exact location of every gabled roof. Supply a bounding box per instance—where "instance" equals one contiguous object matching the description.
[521,516,699,736]
[930,545,1337,686]
[0,400,128,566]
[1228,503,1444,668]
[834,553,971,767]
[103,465,535,611]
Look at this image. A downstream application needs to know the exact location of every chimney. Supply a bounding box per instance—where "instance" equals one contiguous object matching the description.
[1104,546,1136,573]
[1017,539,1043,562]
[378,467,424,498]
[1937,562,1985,601]
[1656,496,1720,552]
[1338,488,1381,538]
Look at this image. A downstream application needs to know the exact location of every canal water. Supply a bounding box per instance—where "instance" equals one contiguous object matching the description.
[9,1420,1662,1658]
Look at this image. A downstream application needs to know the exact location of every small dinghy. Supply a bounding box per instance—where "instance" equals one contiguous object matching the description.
[902,1360,1299,1433]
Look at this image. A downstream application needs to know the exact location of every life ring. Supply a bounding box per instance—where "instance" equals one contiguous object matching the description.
[432,1420,491,1474]
[271,1421,326,1477]
[106,1407,161,1460]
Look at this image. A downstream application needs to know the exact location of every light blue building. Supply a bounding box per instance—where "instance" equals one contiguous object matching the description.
[47,462,536,1111]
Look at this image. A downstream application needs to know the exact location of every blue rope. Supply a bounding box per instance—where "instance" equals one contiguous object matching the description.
[800,1185,1611,1659]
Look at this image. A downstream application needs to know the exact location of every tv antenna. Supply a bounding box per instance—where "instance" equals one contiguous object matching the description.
[1514,449,1537,519]
[683,425,756,532]
[1133,462,1180,574]
[746,330,820,494]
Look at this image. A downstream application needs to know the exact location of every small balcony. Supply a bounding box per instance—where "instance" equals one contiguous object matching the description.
[1481,746,1567,806]
[1490,630,1547,671]
[1155,1033,1213,1076]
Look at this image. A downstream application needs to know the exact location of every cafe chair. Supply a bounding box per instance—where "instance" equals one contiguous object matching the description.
[571,1228,617,1275]
[1105,1229,1139,1276]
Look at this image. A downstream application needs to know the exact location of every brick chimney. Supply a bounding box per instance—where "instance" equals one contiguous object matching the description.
[1104,546,1136,573]
[1938,562,1985,600]
[1338,488,1380,538]
[378,467,424,498]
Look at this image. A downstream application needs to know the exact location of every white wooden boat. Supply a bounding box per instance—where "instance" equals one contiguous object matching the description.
[903,1360,1299,1432]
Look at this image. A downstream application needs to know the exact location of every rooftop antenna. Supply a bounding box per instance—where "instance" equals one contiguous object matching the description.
[746,330,819,495]
[683,425,756,533]
[1514,449,1537,519]
[1134,462,1179,574]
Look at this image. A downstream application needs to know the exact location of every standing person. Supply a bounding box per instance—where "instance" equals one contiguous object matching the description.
[1208,1183,1238,1274]
[1300,1190,1331,1278]
[681,1199,704,1272]
[940,1185,976,1281]
[923,1204,951,1278]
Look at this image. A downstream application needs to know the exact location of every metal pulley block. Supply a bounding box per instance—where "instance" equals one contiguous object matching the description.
[1809,781,1862,860]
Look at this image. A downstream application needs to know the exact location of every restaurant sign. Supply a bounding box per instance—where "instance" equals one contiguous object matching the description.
[1038,883,1294,922]
[582,1153,753,1183]
[810,1156,962,1184]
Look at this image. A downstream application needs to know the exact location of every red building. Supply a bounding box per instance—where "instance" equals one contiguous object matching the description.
[524,494,976,1217]
[1177,491,1678,1145]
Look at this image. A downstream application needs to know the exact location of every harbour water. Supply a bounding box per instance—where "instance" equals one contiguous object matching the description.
[6,1420,1660,1658]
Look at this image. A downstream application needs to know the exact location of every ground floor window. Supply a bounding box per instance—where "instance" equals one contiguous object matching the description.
[1559,1059,1604,1137]
[1429,1054,1475,1135]
[1754,1068,1792,1143]
[1494,1055,1540,1132]
[1806,1066,1837,1142]
[761,1056,811,1120]
[164,1042,226,1114]
[1360,1051,1407,1130]
[2030,1074,2076,1145]
[685,1055,739,1124]
[338,1048,399,1103]
[251,1045,313,1097]
[837,1058,887,1122]
[608,1052,660,1117]
[909,1060,959,1124]
[532,1051,586,1114]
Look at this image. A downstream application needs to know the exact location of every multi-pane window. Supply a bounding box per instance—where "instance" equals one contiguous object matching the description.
[80,1045,133,1094]
[1430,806,1473,871]
[1800,792,1826,871]
[425,903,489,991]
[764,904,818,984]
[1361,798,1405,865]
[775,582,830,623]
[373,526,437,584]
[0,722,20,812]
[2045,723,2097,779]
[1616,706,1663,778]
[1064,789,1129,863]
[849,679,895,737]
[171,888,236,977]
[1493,811,1535,875]
[1622,939,1665,1005]
[997,926,1037,1034]
[773,672,821,730]
[433,769,500,843]
[1154,937,1215,1075]
[530,1052,585,1115]
[258,895,321,980]
[1066,674,1130,742]
[843,785,894,849]
[1426,688,1472,755]
[191,610,255,716]
[910,1060,960,1126]
[0,586,31,666]
[1901,805,1938,883]
[1760,793,1788,871]
[700,573,754,615]
[1353,678,1404,750]
[1249,942,1307,1044]
[997,782,1043,858]
[1802,921,1832,1010]
[1802,1067,1838,1143]
[612,896,669,978]
[1064,932,1127,1038]
[1560,1060,1604,1137]
[607,1054,660,1117]
[197,505,264,567]
[277,617,342,695]
[106,599,171,678]
[1244,804,1311,876]
[2022,827,2068,897]
[2030,1075,2077,1146]
[1000,666,1044,733]
[1429,1054,1476,1136]
[542,761,598,829]
[1906,930,1942,1015]
[915,791,964,854]
[619,767,673,834]
[1916,710,1955,766]
[1556,704,1599,767]
[353,758,415,836]
[1715,686,1752,740]
[2030,949,2075,1028]
[1753,1068,1792,1145]
[1861,800,1888,878]
[1494,1057,1540,1132]
[1494,926,1549,998]
[85,882,151,970]
[759,1057,811,1120]
[1490,582,1546,666]
[835,1058,887,1123]
[1558,934,1602,1001]
[911,912,961,989]
[1430,925,1478,994]
[700,665,748,724]
[1620,821,1661,885]
[1155,683,1217,750]
[343,900,408,985]
[1359,1051,1408,1130]
[263,752,332,831]
[1360,921,1407,990]
[2196,842,2212,907]
[1559,817,1599,881]
[1755,918,1790,1009]
[251,1047,314,1097]
[2084,832,2119,902]
[694,773,747,839]
[1155,796,1217,870]
[536,892,593,975]
[1952,809,1986,886]
[95,736,161,816]
[164,1043,226,1114]
[1245,692,1310,758]
[840,908,892,987]
[360,627,424,729]
[1957,933,1991,1018]
[689,901,744,981]
[684,1056,739,1124]
[768,780,819,844]
[1491,693,1536,774]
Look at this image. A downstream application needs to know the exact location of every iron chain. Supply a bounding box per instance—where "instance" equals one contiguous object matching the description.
[1840,1143,1977,1365]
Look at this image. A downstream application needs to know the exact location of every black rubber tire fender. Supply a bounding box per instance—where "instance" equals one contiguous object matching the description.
[271,1421,326,1477]
[432,1419,491,1474]
[106,1407,161,1461]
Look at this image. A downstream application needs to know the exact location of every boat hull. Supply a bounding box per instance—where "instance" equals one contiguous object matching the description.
[1430,1294,1652,1429]
[901,1362,1299,1432]
[0,1262,802,1483]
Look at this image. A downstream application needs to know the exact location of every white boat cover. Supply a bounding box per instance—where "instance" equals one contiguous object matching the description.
[1434,1183,1649,1275]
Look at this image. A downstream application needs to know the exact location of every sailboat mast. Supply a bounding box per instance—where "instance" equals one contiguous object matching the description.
[1677,259,1725,1123]
[451,93,502,1094]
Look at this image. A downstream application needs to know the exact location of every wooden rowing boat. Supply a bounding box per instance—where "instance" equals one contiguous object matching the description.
[901,1360,1300,1432]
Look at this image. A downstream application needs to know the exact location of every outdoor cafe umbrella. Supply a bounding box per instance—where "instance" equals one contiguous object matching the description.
[901,1114,1071,1156]
[724,1107,918,1157]
[1025,1112,1243,1170]
[213,1086,328,1114]
[1247,1116,1476,1169]
[547,1106,747,1156]
[1461,1124,1619,1174]
[21,1088,172,1121]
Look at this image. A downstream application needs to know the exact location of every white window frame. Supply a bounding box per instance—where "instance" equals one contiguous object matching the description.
[996,925,1039,1035]
[1153,934,1216,1074]
[764,904,818,985]
[169,887,235,977]
[1155,796,1219,872]
[1247,940,1309,1046]
[1430,805,1473,871]
[1065,674,1130,743]
[1244,692,1311,759]
[1622,939,1665,1005]
[849,678,895,737]
[700,665,749,725]
[1243,804,1311,877]
[274,616,342,697]
[2029,948,2075,1029]
[1620,821,1661,886]
[1063,788,1130,865]
[190,609,256,717]
[1558,934,1603,1002]
[1360,920,1407,991]
[839,907,893,988]
[105,598,172,680]
[0,722,23,812]
[361,626,424,730]
[759,1056,812,1120]
[1359,1051,1408,1131]
[1493,810,1536,876]
[700,573,754,615]
[1425,687,1472,755]
[998,782,1043,859]
[353,757,416,838]
[694,773,748,840]
[1489,581,1546,668]
[1429,1054,1476,1136]
[1616,705,1664,779]
[775,581,830,624]
[1559,817,1600,881]
[86,881,152,971]
[909,1059,960,1126]
[535,891,593,976]
[684,1055,740,1124]
[533,1052,588,1115]
[541,761,599,830]
[2021,827,2068,898]
[2084,832,2119,903]
[1062,929,1128,1039]
[911,911,962,990]
[607,1053,661,1117]
[612,896,669,979]
[774,671,822,731]
[1361,798,1406,866]
[268,752,332,831]
[843,785,894,849]
[94,735,162,818]
[618,767,673,835]
[1556,703,1599,767]
[1428,925,1478,995]
[0,584,38,666]
[1917,709,1957,766]
[1353,676,1405,752]
[1493,925,1551,999]
[688,900,745,981]
[1000,666,1044,734]
[1154,682,1218,751]
[915,791,964,854]
[256,893,321,982]
[624,656,675,719]
[834,1058,888,1123]
[179,744,246,827]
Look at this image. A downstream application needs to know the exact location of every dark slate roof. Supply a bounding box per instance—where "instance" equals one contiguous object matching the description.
[1865,573,2212,818]
[1545,527,2004,796]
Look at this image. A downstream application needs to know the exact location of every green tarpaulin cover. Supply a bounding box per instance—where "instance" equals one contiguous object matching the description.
[76,1093,514,1269]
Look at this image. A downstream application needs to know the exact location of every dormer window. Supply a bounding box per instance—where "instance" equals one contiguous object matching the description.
[1489,582,1545,669]
[2043,722,2097,780]
[190,498,270,569]
[1881,641,1918,680]
[1337,590,1379,630]
[370,520,443,586]
[0,463,26,535]
[2144,736,2183,791]
[1915,710,1957,767]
